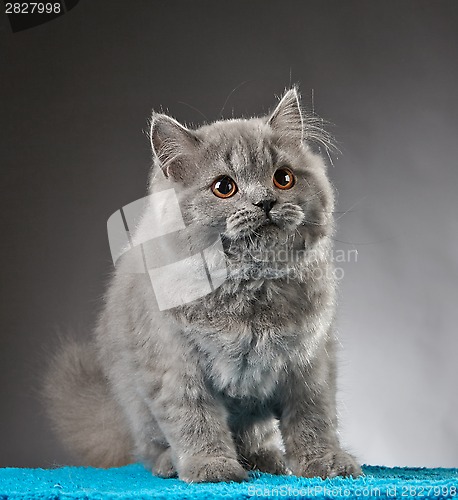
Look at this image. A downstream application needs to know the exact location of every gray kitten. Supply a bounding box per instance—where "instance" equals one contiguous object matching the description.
[44,88,361,482]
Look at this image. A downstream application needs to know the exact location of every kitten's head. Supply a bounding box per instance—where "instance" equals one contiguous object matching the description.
[148,88,335,255]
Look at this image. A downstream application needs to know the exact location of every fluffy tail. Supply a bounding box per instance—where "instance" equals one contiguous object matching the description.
[42,338,134,467]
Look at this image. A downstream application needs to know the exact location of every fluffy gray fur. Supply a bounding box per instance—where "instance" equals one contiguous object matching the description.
[43,88,361,482]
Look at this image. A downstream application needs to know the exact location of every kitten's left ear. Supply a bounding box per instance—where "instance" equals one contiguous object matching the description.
[149,113,201,179]
[268,88,304,144]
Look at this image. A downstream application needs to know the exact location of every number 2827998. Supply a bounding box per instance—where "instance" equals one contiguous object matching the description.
[5,3,62,14]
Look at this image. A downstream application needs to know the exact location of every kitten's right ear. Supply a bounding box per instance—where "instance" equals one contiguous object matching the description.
[149,113,201,179]
[268,88,304,145]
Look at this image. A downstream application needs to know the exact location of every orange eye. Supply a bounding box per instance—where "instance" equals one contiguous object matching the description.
[211,176,238,198]
[273,167,295,190]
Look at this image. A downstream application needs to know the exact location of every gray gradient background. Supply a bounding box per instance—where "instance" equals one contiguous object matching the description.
[1,0,457,469]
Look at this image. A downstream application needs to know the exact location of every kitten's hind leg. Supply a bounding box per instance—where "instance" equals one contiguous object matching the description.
[151,446,177,478]
[234,418,290,475]
[121,397,177,477]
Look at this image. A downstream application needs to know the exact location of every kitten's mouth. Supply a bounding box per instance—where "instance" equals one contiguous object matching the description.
[225,203,306,240]
[260,216,277,227]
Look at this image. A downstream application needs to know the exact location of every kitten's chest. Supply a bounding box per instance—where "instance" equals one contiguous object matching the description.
[198,321,302,400]
[177,279,330,400]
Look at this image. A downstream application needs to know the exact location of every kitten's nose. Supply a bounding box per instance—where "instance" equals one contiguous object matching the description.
[253,199,276,214]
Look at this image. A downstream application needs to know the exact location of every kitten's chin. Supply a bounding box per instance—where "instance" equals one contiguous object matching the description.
[225,217,302,240]
[224,218,329,253]
[224,221,298,246]
[224,219,281,241]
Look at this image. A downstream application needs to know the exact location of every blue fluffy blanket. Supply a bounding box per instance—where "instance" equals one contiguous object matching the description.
[0,464,457,499]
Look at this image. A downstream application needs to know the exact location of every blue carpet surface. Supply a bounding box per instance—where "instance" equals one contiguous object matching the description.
[0,464,457,499]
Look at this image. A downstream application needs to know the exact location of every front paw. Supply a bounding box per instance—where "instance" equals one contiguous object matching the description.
[179,455,249,483]
[294,449,362,479]
[241,448,290,475]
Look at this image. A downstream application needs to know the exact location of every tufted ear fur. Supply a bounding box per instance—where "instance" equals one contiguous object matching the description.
[268,88,304,145]
[149,113,201,180]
